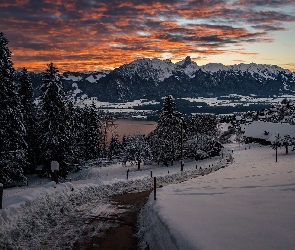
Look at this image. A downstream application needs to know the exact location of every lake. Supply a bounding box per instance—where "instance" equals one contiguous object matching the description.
[107,119,157,140]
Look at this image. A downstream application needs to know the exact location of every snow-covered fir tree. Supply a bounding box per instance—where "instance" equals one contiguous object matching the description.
[122,134,152,170]
[79,103,102,161]
[65,101,84,164]
[148,95,183,165]
[184,134,223,160]
[0,32,26,184]
[184,114,222,159]
[37,62,71,177]
[18,67,37,173]
[186,114,219,138]
[108,135,121,160]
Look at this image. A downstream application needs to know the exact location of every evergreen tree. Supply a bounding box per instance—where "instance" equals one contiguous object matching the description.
[186,114,219,138]
[184,114,222,159]
[0,32,26,184]
[148,95,183,165]
[66,101,82,164]
[18,67,37,173]
[79,103,102,161]
[122,134,152,169]
[108,135,121,160]
[37,62,71,176]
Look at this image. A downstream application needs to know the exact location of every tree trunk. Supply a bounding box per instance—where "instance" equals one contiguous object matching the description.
[286,145,288,154]
[137,160,141,170]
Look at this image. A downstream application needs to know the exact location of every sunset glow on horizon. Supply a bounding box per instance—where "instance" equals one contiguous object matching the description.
[1,0,295,72]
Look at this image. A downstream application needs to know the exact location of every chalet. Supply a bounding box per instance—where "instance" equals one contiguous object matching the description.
[241,121,295,145]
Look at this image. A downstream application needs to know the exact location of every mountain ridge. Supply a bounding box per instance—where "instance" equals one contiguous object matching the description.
[21,57,295,103]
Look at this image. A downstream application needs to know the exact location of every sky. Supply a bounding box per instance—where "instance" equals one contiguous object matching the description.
[0,0,295,72]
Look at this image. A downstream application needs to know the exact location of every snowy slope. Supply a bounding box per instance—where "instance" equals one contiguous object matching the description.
[138,144,295,250]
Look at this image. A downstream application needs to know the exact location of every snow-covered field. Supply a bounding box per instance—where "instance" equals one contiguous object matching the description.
[138,144,295,250]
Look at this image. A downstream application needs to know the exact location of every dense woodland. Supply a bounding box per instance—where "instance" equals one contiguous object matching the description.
[0,32,222,185]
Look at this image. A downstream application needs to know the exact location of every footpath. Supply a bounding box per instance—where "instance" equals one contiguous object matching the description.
[73,190,152,250]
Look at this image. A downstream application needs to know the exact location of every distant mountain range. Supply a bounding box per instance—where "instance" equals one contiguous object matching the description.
[23,56,295,103]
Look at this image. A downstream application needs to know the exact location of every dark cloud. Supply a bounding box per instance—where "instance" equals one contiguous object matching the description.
[252,24,286,31]
[246,10,295,23]
[236,0,295,7]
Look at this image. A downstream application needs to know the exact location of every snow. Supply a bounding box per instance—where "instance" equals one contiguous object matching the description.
[181,95,291,108]
[138,144,295,250]
[122,58,293,83]
[1,143,295,249]
[241,121,295,142]
[85,74,96,83]
[175,56,199,78]
[84,73,108,83]
[199,62,292,77]
[201,63,228,73]
[77,98,159,116]
[71,83,82,96]
[62,75,82,81]
[0,154,222,249]
[125,58,176,82]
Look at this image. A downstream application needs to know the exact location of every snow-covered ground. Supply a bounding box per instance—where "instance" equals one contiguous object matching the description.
[2,143,294,249]
[138,144,295,250]
[0,152,224,249]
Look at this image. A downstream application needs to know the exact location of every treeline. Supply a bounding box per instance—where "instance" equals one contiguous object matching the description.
[0,32,222,185]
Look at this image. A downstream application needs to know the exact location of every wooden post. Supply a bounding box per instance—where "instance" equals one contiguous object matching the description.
[127,169,129,179]
[150,170,152,178]
[0,183,3,209]
[154,177,156,200]
[276,133,279,163]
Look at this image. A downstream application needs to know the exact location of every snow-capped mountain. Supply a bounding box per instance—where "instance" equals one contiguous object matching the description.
[24,57,295,102]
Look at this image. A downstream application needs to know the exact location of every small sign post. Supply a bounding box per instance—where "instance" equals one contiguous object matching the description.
[51,161,59,184]
[0,183,3,209]
[154,177,157,200]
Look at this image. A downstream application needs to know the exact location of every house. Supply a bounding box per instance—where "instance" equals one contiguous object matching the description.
[241,121,295,144]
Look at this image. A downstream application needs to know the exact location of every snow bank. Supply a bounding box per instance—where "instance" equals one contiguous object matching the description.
[0,155,226,249]
[138,145,295,250]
